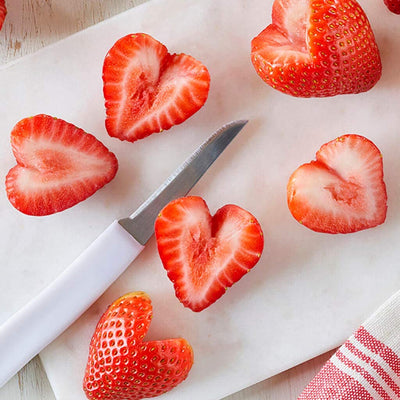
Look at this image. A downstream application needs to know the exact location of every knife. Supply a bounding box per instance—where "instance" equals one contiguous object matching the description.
[0,120,248,387]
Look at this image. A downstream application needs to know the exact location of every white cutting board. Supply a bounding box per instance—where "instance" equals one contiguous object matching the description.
[1,0,400,399]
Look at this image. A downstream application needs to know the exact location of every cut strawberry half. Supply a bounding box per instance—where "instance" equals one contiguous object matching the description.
[0,0,6,30]
[103,33,210,143]
[287,135,387,234]
[155,196,264,312]
[251,0,382,97]
[5,115,118,216]
[83,292,193,400]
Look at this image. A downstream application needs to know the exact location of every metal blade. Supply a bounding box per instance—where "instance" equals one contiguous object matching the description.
[118,120,248,245]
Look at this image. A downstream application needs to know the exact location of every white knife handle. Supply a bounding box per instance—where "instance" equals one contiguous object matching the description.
[0,220,144,388]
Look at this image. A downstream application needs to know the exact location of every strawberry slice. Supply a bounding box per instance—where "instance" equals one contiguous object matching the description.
[0,0,6,30]
[251,0,382,97]
[155,196,264,312]
[384,0,400,14]
[5,114,118,216]
[287,135,387,234]
[83,291,193,400]
[103,33,210,143]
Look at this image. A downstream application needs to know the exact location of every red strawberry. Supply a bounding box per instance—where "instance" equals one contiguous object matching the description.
[155,196,264,312]
[251,0,382,97]
[384,0,400,14]
[83,291,193,400]
[0,0,6,31]
[103,33,210,143]
[5,114,118,216]
[287,135,387,234]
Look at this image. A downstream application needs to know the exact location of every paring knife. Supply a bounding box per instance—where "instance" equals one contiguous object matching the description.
[0,120,248,387]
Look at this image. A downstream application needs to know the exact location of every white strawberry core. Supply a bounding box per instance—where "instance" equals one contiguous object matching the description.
[281,0,310,49]
[295,167,366,216]
[254,0,311,66]
[15,137,111,190]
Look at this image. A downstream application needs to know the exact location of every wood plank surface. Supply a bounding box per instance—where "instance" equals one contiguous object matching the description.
[0,1,334,399]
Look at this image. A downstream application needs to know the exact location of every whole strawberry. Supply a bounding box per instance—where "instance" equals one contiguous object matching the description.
[83,292,193,400]
[251,0,382,97]
[384,0,400,14]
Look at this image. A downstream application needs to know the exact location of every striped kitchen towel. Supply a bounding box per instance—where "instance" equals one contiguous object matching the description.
[298,290,400,399]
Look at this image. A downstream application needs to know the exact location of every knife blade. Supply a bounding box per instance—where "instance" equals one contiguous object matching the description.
[0,120,248,387]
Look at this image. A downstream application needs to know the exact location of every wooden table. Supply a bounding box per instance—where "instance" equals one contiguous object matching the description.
[0,1,336,399]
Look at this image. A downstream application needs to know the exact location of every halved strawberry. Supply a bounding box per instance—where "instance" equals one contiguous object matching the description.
[155,196,264,312]
[287,135,387,234]
[251,0,382,97]
[384,0,400,14]
[83,291,193,400]
[103,33,210,143]
[0,0,6,31]
[5,114,118,216]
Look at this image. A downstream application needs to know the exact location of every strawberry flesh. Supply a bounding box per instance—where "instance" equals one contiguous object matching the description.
[83,292,193,400]
[155,196,264,312]
[251,0,382,97]
[5,115,118,216]
[103,33,210,142]
[287,135,387,233]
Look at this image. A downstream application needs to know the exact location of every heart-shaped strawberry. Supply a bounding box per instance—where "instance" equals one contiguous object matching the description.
[287,135,387,233]
[83,292,193,400]
[5,114,118,216]
[103,33,210,143]
[155,196,264,312]
[251,0,382,97]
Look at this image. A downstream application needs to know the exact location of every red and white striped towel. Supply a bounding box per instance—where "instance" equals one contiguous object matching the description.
[298,290,400,399]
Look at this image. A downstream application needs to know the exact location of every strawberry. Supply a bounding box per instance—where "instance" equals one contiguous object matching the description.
[103,33,210,143]
[287,135,387,234]
[5,114,118,216]
[155,196,264,312]
[0,0,6,31]
[384,0,400,14]
[83,291,193,400]
[251,0,382,97]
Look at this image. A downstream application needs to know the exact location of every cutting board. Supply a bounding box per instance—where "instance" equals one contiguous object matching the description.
[1,0,400,399]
